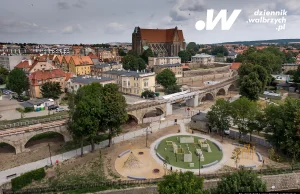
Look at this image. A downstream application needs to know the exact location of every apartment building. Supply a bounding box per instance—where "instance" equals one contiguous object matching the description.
[0,55,31,70]
[148,57,181,67]
[282,63,300,72]
[66,75,115,93]
[69,56,94,75]
[191,53,215,65]
[153,63,183,78]
[103,70,155,96]
[90,63,123,76]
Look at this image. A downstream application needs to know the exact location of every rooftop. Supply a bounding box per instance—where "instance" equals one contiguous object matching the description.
[104,70,154,77]
[191,112,208,122]
[282,63,299,66]
[156,63,182,68]
[70,75,114,84]
[135,27,185,43]
[192,53,213,58]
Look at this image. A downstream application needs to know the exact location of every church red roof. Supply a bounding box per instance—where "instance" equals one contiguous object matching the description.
[139,27,184,43]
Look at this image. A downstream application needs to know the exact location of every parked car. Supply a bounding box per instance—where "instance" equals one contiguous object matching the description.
[56,107,65,112]
[48,105,59,110]
[17,98,24,102]
[224,129,230,135]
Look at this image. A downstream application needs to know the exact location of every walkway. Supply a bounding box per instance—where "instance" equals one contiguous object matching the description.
[0,119,181,185]
[149,120,230,174]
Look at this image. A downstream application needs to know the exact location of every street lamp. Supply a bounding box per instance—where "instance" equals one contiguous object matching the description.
[48,143,52,165]
[198,154,201,176]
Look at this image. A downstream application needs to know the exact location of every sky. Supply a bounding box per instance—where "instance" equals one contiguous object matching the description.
[0,0,299,44]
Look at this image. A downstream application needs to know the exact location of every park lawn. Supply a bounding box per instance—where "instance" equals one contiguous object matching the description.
[157,135,223,169]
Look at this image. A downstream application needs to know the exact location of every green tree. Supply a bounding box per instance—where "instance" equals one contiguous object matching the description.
[118,48,126,56]
[0,67,9,85]
[156,69,177,89]
[101,84,127,147]
[68,83,104,155]
[141,90,155,98]
[231,97,258,140]
[231,147,241,168]
[165,84,181,94]
[239,72,262,101]
[121,55,138,70]
[136,57,146,71]
[7,68,29,97]
[207,99,231,140]
[214,168,267,193]
[40,82,63,100]
[293,65,300,83]
[141,48,154,63]
[211,46,228,56]
[178,50,192,62]
[264,98,300,162]
[158,171,204,194]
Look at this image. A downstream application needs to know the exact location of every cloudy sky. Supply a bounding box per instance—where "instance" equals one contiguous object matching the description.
[0,0,299,44]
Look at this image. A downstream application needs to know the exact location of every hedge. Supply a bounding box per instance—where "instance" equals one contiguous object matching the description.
[11,167,46,190]
[24,107,34,113]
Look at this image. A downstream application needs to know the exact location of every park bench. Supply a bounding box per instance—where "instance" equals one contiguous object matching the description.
[256,152,263,162]
[118,150,130,158]
[127,176,146,180]
[6,173,17,179]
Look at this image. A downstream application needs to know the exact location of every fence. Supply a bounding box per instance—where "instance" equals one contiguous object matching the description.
[2,165,300,194]
[142,116,162,124]
[229,129,272,148]
[0,115,69,130]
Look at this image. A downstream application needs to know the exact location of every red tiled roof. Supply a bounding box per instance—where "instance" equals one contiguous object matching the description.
[71,56,94,66]
[65,72,74,81]
[64,56,72,63]
[29,69,66,85]
[231,62,241,70]
[88,52,98,59]
[139,27,184,43]
[15,61,31,69]
[55,56,64,63]
[28,61,55,72]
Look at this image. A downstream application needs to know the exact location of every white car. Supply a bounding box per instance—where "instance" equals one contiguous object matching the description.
[224,129,230,135]
[56,107,65,112]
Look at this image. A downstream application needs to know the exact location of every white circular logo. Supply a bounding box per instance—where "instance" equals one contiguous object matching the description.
[195,20,206,31]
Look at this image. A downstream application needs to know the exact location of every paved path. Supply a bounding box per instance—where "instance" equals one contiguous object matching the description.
[150,120,229,174]
[0,119,179,185]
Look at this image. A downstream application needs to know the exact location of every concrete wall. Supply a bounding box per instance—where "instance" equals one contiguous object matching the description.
[177,72,231,85]
[183,66,230,77]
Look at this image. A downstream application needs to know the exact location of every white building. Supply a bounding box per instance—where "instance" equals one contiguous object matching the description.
[148,57,181,67]
[191,53,215,65]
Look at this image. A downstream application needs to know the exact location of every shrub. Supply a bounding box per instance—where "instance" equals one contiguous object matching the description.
[141,90,155,98]
[11,168,45,190]
[15,108,24,113]
[20,96,30,101]
[24,107,34,113]
[268,148,281,162]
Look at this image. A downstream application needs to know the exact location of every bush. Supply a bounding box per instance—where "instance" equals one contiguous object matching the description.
[141,90,155,98]
[11,168,45,190]
[15,108,24,113]
[24,107,34,113]
[268,148,281,162]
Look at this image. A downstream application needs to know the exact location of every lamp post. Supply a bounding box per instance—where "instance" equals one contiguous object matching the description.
[48,143,52,165]
[198,154,201,176]
[146,127,152,148]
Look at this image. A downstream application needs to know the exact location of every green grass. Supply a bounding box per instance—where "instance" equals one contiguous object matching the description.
[157,135,223,169]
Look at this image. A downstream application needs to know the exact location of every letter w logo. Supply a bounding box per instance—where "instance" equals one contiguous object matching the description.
[195,9,241,31]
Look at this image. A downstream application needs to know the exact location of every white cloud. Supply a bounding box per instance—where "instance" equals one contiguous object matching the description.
[62,24,83,34]
[0,20,55,34]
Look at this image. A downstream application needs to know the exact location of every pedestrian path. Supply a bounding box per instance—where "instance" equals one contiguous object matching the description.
[0,119,179,185]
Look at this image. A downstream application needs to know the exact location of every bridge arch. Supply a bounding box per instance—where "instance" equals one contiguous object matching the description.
[24,131,65,149]
[200,93,214,102]
[216,88,226,96]
[228,84,236,91]
[0,140,16,153]
[127,114,140,125]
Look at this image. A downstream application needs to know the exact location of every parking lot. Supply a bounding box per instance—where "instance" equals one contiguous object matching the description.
[0,95,68,121]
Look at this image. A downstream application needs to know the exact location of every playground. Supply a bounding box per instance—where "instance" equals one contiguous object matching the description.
[156,135,223,169]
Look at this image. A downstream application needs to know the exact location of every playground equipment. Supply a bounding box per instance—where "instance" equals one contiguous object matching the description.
[198,139,212,152]
[123,152,141,169]
[172,142,184,154]
[180,136,194,143]
[235,144,255,160]
[196,149,204,161]
[166,141,173,146]
[184,151,192,162]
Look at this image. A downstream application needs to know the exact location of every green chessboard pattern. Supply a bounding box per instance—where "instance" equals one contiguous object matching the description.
[156,135,223,169]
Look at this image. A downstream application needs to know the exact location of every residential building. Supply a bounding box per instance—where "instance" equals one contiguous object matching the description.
[69,56,94,75]
[296,54,300,65]
[66,75,115,93]
[103,70,155,96]
[153,63,183,77]
[15,59,33,73]
[191,53,215,65]
[0,55,31,70]
[62,55,72,72]
[71,46,83,55]
[90,63,123,76]
[148,56,181,67]
[227,51,238,59]
[53,55,64,69]
[28,69,71,98]
[98,49,113,61]
[190,112,208,133]
[282,63,300,72]
[28,58,56,73]
[88,52,100,65]
[132,26,186,57]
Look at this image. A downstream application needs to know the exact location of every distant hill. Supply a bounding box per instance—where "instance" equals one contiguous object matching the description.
[213,39,300,45]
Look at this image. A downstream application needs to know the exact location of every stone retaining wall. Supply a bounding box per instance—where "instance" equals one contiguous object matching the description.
[177,72,231,85]
[183,66,230,77]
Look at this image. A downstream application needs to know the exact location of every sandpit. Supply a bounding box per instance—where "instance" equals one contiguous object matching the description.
[115,148,165,179]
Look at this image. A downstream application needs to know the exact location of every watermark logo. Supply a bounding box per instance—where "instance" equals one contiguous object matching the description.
[195,9,242,31]
[247,9,287,31]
